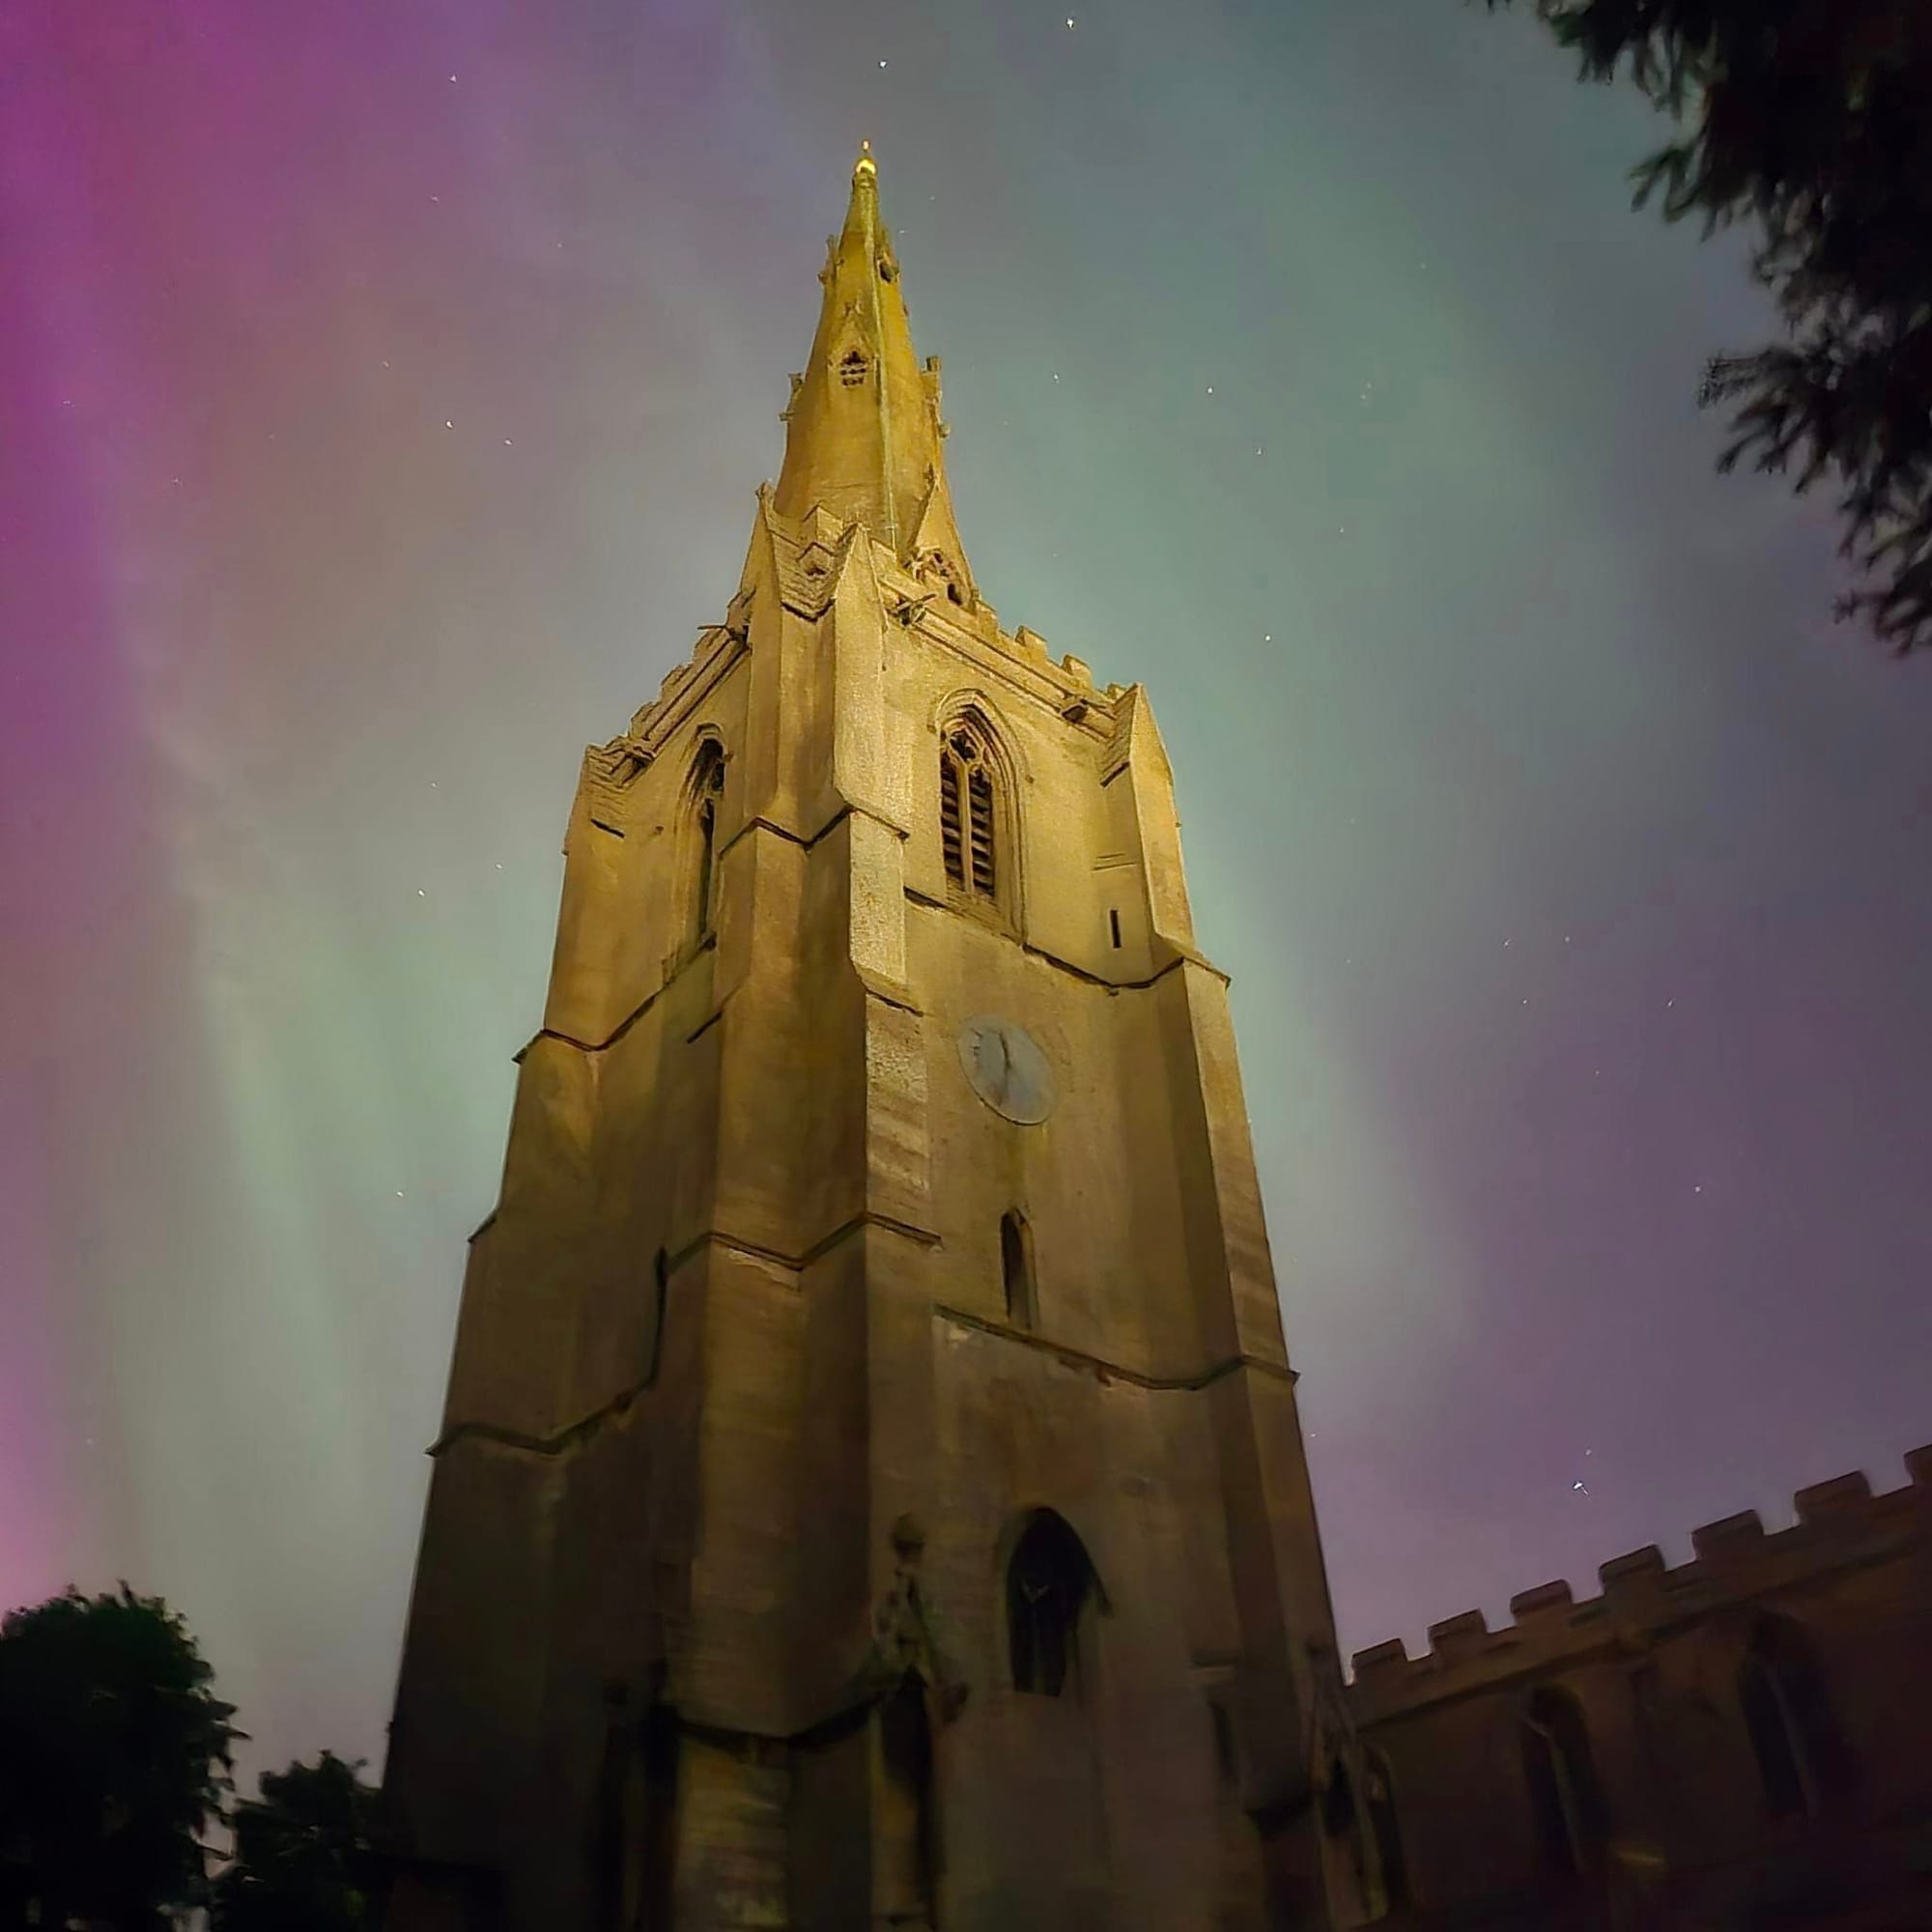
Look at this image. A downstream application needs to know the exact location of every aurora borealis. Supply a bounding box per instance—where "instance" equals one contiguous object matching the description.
[5,0,1930,1786]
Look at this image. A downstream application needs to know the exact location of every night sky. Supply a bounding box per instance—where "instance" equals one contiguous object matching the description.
[5,0,1930,1785]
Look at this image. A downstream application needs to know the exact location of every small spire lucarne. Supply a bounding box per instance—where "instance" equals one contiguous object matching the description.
[773,145,975,593]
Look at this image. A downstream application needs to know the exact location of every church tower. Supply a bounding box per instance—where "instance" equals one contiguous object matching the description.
[384,148,1359,1932]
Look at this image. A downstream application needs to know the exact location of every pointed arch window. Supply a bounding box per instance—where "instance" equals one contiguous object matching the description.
[1007,1509,1099,1697]
[999,1211,1035,1329]
[691,743,725,945]
[1520,1686,1606,1880]
[939,724,997,901]
[1739,1614,1852,1820]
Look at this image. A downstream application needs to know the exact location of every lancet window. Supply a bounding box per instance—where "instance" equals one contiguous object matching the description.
[939,724,997,901]
[1738,1614,1850,1819]
[1008,1509,1098,1697]
[1520,1686,1607,1880]
[691,743,725,945]
[999,1211,1036,1329]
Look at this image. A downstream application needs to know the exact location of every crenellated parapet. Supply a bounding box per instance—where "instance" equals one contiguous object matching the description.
[1349,1444,1932,1722]
[577,495,1130,841]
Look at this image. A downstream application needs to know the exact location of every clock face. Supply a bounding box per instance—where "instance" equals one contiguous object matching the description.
[956,1016,1056,1125]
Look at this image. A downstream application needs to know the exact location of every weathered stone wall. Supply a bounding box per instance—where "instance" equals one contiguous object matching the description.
[1347,1450,1932,1927]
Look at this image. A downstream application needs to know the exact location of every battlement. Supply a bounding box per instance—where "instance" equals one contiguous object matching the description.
[596,497,1126,779]
[1348,1445,1932,1721]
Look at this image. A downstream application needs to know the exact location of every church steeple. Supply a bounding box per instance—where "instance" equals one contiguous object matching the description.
[383,139,1350,1932]
[773,143,976,599]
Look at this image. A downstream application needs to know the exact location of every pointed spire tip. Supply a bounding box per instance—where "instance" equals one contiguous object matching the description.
[853,139,876,183]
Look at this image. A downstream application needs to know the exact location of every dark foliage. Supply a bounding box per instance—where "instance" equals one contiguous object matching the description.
[0,1584,240,1930]
[1492,0,1932,653]
[210,1751,384,1932]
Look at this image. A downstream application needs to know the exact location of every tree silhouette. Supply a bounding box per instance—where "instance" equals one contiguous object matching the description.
[1491,0,1932,654]
[0,1584,239,1929]
[210,1751,384,1931]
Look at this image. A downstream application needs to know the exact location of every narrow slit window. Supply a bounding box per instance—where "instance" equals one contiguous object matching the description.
[695,799,716,935]
[1109,908,1122,949]
[1000,1210,1035,1328]
[692,747,725,943]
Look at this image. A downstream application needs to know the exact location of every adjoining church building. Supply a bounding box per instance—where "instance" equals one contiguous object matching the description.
[378,150,1932,1932]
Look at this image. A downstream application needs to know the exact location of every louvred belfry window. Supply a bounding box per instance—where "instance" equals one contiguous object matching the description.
[940,727,997,899]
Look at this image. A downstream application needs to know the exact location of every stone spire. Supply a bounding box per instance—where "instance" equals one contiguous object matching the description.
[773,143,976,598]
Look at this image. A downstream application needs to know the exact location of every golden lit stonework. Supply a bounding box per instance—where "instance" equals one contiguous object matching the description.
[381,147,1349,1932]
